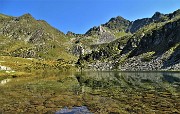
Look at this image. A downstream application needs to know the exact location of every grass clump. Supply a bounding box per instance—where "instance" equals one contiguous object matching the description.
[141,51,155,62]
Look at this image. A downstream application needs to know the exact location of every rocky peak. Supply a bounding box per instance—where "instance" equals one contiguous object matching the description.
[108,16,127,23]
[19,13,34,20]
[67,31,84,38]
[152,12,164,20]
[129,18,151,33]
[66,31,76,36]
[103,16,130,31]
[85,26,103,36]
[130,12,166,33]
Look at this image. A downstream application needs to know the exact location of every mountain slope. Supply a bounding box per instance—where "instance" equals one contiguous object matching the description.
[77,12,180,71]
[0,13,77,62]
[0,9,180,71]
[68,10,180,59]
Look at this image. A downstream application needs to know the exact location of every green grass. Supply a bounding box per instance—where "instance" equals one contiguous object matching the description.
[0,56,77,74]
[0,13,77,62]
[114,31,131,38]
[141,51,155,62]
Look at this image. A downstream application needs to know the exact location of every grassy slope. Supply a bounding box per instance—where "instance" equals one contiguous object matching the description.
[0,13,77,62]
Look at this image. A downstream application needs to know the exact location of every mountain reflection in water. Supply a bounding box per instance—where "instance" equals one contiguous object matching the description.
[0,71,179,113]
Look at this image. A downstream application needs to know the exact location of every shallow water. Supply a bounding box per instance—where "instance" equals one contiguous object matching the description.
[56,106,92,114]
[0,71,179,113]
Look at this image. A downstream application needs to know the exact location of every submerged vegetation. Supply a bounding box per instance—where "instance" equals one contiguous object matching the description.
[0,71,179,113]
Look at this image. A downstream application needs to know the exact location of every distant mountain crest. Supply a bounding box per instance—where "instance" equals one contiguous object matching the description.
[85,9,180,36]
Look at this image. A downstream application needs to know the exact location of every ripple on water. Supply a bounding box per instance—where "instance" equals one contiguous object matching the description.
[55,106,93,114]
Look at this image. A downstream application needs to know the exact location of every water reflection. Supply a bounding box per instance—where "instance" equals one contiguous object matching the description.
[162,73,180,83]
[75,71,180,92]
[72,71,180,113]
[56,106,92,114]
[0,71,179,113]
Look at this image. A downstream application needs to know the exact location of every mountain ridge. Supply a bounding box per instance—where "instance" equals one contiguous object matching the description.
[68,9,180,35]
[0,13,76,61]
[76,10,180,71]
[0,9,180,71]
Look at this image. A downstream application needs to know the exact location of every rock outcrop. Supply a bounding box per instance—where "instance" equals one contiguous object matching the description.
[1,9,180,71]
[77,11,180,71]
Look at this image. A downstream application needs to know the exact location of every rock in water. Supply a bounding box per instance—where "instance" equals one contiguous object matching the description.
[55,106,92,114]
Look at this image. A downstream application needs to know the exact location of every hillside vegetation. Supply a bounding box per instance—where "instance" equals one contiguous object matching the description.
[77,10,180,71]
[0,10,180,71]
[0,13,76,61]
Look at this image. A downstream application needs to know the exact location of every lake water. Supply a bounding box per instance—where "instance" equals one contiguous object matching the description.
[0,71,179,113]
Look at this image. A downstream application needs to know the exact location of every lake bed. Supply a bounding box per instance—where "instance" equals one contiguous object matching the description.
[0,71,179,113]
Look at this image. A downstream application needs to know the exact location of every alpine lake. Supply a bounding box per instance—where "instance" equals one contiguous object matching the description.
[0,71,179,114]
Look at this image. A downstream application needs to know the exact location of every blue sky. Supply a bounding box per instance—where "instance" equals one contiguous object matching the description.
[1,0,180,34]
